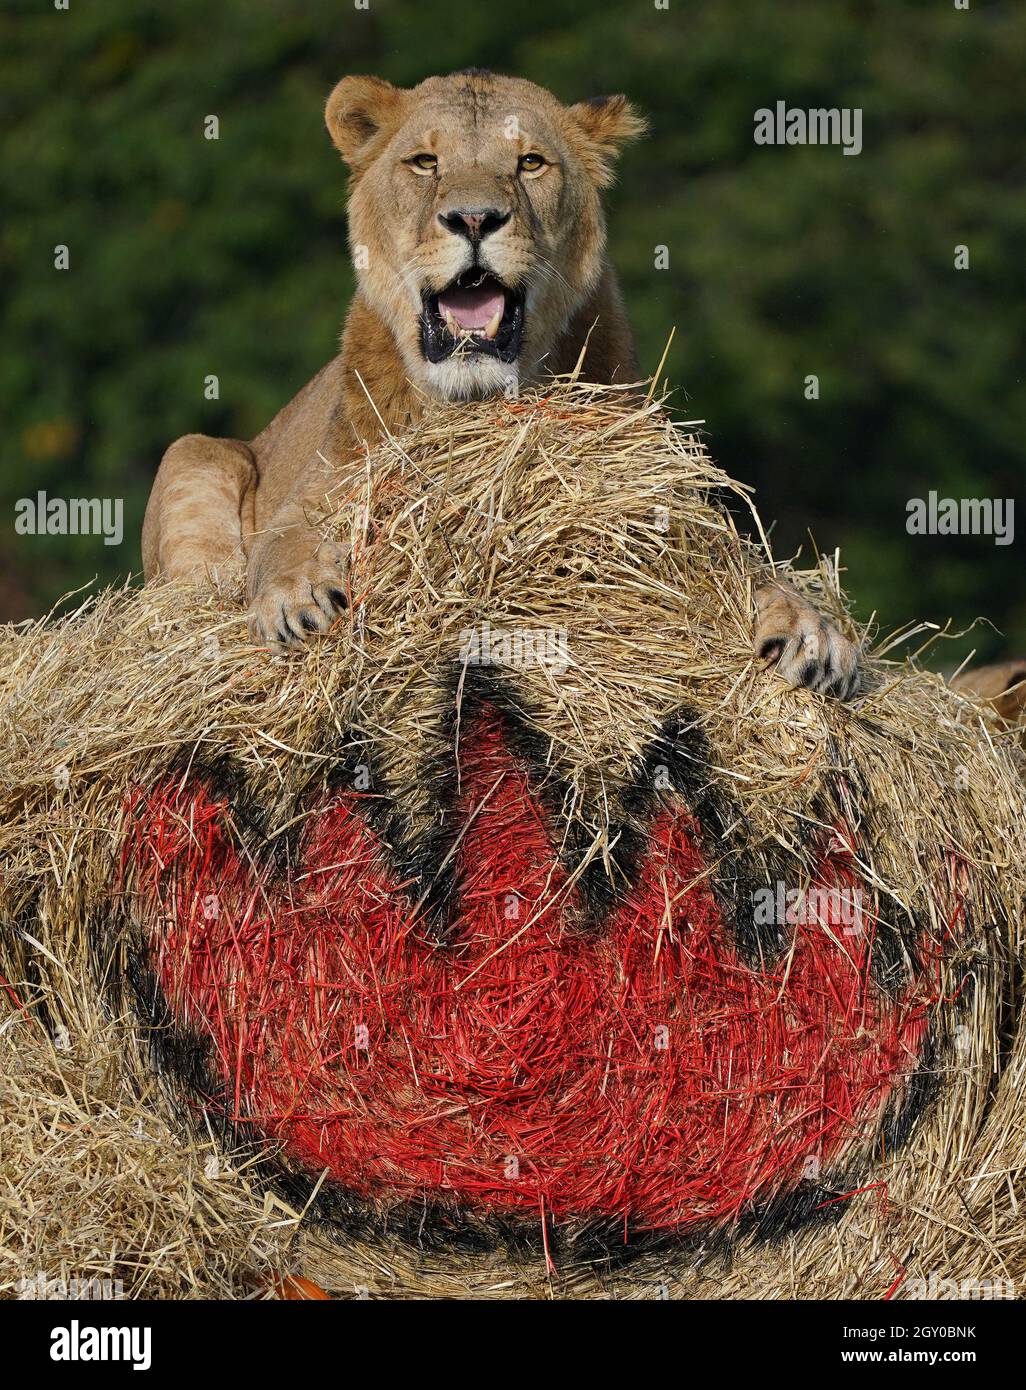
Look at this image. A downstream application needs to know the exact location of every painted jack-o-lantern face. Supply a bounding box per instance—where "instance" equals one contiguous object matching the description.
[123,679,945,1259]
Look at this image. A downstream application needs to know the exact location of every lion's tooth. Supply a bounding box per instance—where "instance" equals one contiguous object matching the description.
[443,310,459,337]
[484,307,503,340]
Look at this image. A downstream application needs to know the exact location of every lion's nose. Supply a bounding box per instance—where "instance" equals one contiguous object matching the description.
[438,207,511,243]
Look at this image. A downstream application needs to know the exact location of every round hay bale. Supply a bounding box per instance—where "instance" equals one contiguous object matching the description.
[1,382,1024,1300]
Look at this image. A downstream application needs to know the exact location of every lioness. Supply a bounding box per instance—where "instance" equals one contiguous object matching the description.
[142,69,860,698]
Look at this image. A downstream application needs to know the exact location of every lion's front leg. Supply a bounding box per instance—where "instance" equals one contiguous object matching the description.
[142,434,256,587]
[754,582,861,701]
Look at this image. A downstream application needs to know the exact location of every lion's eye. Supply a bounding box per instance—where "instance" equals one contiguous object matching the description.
[518,152,547,175]
[408,153,438,174]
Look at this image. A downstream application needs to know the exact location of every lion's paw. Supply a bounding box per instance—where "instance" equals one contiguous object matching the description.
[754,586,860,701]
[248,540,349,653]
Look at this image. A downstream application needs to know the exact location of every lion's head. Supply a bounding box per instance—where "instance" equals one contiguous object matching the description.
[325,69,645,400]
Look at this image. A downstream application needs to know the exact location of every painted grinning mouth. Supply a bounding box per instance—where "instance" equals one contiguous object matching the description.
[420,270,525,364]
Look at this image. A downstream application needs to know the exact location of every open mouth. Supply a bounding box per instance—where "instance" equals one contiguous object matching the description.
[421,271,525,364]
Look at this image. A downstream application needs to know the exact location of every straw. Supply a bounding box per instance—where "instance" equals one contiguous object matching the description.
[1,380,1024,1299]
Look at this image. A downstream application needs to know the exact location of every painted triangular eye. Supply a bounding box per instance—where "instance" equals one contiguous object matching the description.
[123,693,942,1256]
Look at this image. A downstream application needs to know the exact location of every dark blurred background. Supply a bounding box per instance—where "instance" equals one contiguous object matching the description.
[2,0,1023,667]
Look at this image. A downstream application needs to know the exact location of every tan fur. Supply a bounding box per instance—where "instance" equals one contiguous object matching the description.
[951,660,1026,734]
[142,69,860,697]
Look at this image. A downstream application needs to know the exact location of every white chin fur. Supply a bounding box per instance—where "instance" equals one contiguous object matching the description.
[417,355,521,402]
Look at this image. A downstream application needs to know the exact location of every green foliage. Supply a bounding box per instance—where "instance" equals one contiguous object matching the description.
[2,0,1023,666]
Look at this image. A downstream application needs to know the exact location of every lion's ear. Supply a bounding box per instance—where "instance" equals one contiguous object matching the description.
[325,76,405,169]
[566,95,647,187]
